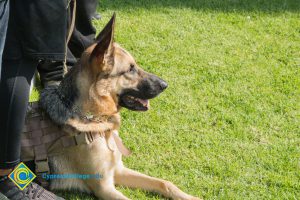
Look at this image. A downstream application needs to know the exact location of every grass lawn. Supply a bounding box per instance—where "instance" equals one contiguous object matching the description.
[30,0,300,199]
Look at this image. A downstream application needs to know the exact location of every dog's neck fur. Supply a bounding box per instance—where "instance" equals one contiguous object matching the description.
[59,65,80,109]
[40,58,119,126]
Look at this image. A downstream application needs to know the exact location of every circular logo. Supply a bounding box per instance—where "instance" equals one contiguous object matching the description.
[13,167,31,185]
[8,162,36,190]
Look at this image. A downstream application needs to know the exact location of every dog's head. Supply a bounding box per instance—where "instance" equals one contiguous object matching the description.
[83,14,167,112]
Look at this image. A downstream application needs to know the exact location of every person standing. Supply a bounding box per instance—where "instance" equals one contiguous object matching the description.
[0,0,101,199]
[0,0,9,80]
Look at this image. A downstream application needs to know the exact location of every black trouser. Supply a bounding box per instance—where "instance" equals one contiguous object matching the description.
[0,0,98,169]
[0,59,37,168]
[0,0,9,79]
[38,0,97,85]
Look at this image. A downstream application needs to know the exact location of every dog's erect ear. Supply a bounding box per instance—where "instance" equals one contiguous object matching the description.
[90,13,116,65]
[95,13,116,43]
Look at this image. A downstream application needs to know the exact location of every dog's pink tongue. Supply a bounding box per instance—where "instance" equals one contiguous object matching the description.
[138,99,150,109]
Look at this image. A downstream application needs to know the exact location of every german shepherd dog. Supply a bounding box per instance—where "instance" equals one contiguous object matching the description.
[40,14,200,200]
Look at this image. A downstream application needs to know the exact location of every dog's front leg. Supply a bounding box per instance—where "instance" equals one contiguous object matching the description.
[115,167,201,200]
[85,176,130,200]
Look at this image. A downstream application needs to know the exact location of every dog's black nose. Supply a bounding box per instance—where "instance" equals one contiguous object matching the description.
[159,81,168,90]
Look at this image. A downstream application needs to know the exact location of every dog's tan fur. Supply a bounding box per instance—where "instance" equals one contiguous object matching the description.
[48,15,200,200]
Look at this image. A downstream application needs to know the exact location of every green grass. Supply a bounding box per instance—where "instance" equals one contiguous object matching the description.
[31,0,300,199]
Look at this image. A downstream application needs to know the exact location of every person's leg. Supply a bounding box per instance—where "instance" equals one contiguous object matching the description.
[0,0,9,80]
[86,0,101,20]
[0,59,37,169]
[0,58,36,200]
[68,0,97,58]
[38,0,99,87]
[0,59,66,200]
[75,0,97,36]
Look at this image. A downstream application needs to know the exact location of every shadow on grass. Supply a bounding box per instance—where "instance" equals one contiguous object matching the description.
[56,189,167,200]
[100,0,300,13]
[56,190,97,200]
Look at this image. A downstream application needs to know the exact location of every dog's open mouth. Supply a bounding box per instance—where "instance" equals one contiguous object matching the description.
[120,95,150,111]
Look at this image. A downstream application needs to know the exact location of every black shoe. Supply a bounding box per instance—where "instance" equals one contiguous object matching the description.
[92,12,101,20]
[0,176,29,200]
[0,176,64,200]
[24,182,64,200]
[37,61,65,88]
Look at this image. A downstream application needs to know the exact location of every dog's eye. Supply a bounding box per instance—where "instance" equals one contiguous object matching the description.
[129,64,136,73]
